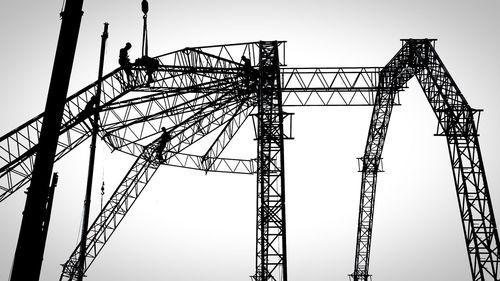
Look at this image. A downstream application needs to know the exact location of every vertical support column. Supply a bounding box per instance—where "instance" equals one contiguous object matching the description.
[10,1,84,281]
[253,41,287,281]
[350,41,415,281]
[350,79,397,281]
[76,22,108,281]
[412,39,500,281]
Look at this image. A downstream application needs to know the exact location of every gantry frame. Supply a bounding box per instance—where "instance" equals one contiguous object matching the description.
[0,40,498,281]
[351,39,499,281]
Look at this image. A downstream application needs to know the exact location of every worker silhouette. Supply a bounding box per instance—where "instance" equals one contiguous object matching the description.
[119,42,133,85]
[241,55,251,69]
[241,55,255,92]
[156,127,172,161]
[76,96,98,124]
[84,96,98,113]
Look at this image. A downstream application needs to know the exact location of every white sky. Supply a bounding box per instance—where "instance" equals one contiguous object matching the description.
[0,1,499,281]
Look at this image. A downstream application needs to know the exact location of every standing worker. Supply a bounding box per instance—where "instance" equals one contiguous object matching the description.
[241,55,256,92]
[119,42,133,85]
[241,56,251,91]
[241,55,251,74]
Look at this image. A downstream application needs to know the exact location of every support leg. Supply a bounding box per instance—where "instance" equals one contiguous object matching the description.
[350,42,415,281]
[253,41,287,281]
[412,39,500,281]
[351,87,397,281]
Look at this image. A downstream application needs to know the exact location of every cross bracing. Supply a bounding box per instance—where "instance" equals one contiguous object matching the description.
[0,40,498,281]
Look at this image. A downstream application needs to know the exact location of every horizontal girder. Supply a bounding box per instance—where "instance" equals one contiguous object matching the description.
[281,67,380,106]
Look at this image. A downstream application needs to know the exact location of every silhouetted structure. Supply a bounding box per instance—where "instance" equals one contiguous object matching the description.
[0,40,498,281]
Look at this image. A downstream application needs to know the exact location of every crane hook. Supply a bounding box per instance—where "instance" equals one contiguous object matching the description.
[141,0,149,15]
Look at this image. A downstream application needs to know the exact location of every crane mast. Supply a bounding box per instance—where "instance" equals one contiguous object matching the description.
[9,1,84,281]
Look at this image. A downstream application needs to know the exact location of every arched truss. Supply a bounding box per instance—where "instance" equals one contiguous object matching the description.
[0,39,497,281]
[351,39,499,281]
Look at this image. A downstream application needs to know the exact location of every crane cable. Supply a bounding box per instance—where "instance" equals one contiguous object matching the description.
[75,145,106,247]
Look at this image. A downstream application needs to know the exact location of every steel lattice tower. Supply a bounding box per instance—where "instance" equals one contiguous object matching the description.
[253,41,288,281]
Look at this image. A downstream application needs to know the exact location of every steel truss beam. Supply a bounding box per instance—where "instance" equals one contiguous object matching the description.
[410,39,499,281]
[351,42,415,281]
[0,67,127,202]
[351,39,500,281]
[103,80,244,152]
[281,67,381,106]
[60,144,159,281]
[105,88,250,158]
[0,65,245,202]
[59,98,259,280]
[137,67,381,106]
[201,100,255,172]
[252,41,288,281]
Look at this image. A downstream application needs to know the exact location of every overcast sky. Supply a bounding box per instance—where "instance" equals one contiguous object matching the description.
[1,1,499,281]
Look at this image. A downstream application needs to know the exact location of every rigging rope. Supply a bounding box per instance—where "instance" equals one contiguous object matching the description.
[100,181,105,212]
[99,144,106,228]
